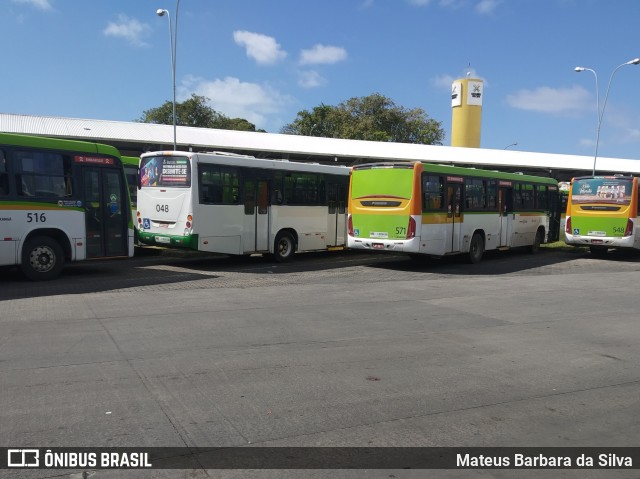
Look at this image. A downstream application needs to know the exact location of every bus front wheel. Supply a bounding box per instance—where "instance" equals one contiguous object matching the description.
[529,229,543,254]
[274,231,296,262]
[21,236,65,281]
[468,233,484,264]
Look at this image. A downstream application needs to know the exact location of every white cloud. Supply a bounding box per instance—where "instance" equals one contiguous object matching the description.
[506,85,591,115]
[298,70,327,89]
[233,31,287,65]
[299,44,348,66]
[10,0,52,10]
[180,75,294,130]
[103,15,151,47]
[475,0,501,14]
[408,0,501,12]
[433,74,457,90]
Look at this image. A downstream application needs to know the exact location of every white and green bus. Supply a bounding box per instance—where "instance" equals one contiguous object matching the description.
[0,133,135,280]
[136,151,350,261]
[348,161,561,263]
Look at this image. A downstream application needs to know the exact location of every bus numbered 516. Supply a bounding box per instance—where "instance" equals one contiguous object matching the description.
[348,161,561,263]
[0,133,134,280]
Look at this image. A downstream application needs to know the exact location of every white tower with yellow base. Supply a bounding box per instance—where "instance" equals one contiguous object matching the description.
[451,77,483,148]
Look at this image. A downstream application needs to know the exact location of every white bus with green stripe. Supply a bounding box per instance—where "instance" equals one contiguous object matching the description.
[348,162,561,263]
[0,133,134,280]
[136,151,350,261]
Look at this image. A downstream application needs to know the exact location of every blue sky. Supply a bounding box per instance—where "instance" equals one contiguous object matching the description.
[3,0,640,159]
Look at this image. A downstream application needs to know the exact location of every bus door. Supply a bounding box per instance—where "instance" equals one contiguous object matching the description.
[547,189,561,242]
[445,182,462,253]
[242,177,270,253]
[498,186,512,247]
[327,181,347,246]
[82,166,128,258]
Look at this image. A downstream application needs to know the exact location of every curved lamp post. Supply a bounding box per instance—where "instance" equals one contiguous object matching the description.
[574,58,640,175]
[156,0,180,151]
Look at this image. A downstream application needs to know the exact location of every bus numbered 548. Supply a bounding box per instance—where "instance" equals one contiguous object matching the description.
[565,175,639,256]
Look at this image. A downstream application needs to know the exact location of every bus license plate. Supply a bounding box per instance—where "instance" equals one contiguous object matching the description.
[591,239,603,244]
[373,243,384,250]
[155,236,171,244]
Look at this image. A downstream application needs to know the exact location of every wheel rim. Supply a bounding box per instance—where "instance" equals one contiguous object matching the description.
[29,245,56,273]
[278,237,292,257]
[471,238,481,259]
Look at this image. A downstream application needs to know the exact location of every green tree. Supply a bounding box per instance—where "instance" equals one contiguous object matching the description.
[281,93,444,145]
[137,94,265,132]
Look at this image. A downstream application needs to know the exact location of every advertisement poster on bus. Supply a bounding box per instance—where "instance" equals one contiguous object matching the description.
[571,178,632,205]
[139,157,190,187]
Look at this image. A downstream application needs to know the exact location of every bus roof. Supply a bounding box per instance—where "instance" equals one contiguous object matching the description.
[141,150,351,176]
[0,132,121,158]
[121,155,140,167]
[353,161,558,185]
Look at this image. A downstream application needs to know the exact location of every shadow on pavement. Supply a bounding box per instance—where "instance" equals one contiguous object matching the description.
[364,247,589,276]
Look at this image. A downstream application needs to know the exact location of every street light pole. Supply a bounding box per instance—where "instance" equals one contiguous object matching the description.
[156,0,180,151]
[575,58,640,176]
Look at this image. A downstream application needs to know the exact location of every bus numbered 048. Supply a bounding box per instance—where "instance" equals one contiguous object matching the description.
[136,151,350,261]
[347,161,561,263]
[564,175,639,256]
[0,133,135,280]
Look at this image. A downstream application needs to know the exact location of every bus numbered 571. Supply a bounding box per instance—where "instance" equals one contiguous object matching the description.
[0,133,134,280]
[348,161,560,263]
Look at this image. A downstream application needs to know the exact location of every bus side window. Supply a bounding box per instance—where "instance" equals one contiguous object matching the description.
[422,175,444,211]
[0,150,8,196]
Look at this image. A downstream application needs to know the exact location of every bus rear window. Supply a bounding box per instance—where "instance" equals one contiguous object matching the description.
[140,156,191,187]
[571,178,632,205]
[351,167,414,200]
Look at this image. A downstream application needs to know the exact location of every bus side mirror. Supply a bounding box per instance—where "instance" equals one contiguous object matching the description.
[137,168,141,190]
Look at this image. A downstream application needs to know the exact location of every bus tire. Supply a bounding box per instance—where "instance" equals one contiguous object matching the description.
[21,236,65,281]
[468,233,484,264]
[274,231,296,262]
[529,228,544,254]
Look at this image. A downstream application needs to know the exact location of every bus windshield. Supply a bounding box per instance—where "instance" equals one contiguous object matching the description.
[139,155,191,187]
[351,166,414,199]
[571,177,632,206]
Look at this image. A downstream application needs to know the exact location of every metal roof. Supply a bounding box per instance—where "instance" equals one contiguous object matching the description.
[1,112,639,176]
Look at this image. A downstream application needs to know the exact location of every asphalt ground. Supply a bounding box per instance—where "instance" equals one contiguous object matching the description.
[1,246,640,479]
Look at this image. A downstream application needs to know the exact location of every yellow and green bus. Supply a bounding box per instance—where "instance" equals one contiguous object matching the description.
[348,161,560,263]
[564,175,639,256]
[0,133,134,280]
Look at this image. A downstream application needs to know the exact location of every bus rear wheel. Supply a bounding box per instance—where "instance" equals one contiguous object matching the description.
[468,233,484,264]
[274,231,296,262]
[21,236,65,281]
